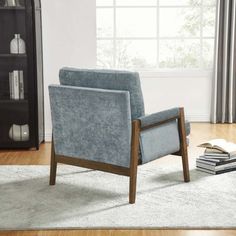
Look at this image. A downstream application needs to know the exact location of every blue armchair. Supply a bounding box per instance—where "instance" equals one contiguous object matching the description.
[49,68,190,204]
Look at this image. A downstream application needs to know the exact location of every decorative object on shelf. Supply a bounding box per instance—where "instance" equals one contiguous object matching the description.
[9,124,29,141]
[10,34,26,54]
[4,0,23,7]
[9,70,24,100]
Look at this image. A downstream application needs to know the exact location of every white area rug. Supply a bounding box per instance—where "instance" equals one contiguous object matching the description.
[0,157,236,229]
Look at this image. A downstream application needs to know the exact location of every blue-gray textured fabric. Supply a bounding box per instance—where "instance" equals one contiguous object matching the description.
[49,85,132,168]
[185,121,190,136]
[139,108,190,135]
[139,120,181,164]
[138,108,190,163]
[50,68,191,167]
[59,68,145,120]
[139,107,180,128]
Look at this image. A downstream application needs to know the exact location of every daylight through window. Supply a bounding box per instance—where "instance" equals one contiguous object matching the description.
[96,0,216,71]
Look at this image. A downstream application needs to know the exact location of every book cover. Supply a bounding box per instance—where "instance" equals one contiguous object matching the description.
[204,148,229,157]
[198,139,236,157]
[197,156,236,166]
[203,155,230,160]
[19,71,24,99]
[9,72,13,99]
[196,161,236,171]
[197,166,236,175]
[13,70,19,100]
[198,156,221,163]
[196,158,217,166]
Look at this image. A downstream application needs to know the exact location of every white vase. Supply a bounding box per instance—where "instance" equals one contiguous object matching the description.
[9,124,29,142]
[10,34,26,54]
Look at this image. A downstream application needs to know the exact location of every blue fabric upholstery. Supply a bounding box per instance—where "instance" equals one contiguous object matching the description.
[59,68,145,120]
[138,108,190,162]
[185,121,191,136]
[138,108,190,135]
[49,85,132,168]
[49,68,191,168]
[138,107,180,128]
[139,120,180,164]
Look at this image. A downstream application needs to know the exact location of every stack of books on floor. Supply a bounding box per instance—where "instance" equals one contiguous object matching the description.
[197,139,236,175]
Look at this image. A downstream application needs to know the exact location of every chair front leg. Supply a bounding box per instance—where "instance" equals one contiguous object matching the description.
[178,108,190,182]
[49,136,57,185]
[129,120,141,204]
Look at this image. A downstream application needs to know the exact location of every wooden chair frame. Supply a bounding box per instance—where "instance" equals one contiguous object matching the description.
[50,107,190,204]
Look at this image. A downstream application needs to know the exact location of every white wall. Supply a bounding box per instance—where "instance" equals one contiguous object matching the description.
[141,76,212,121]
[41,0,96,140]
[41,0,212,141]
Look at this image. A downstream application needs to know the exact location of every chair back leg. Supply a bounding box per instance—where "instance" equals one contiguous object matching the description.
[49,136,57,185]
[178,108,190,182]
[129,120,141,204]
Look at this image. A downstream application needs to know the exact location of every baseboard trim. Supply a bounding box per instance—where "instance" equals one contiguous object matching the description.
[186,114,210,122]
[45,133,52,142]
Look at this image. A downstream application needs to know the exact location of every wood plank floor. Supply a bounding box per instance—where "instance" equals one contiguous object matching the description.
[0,230,236,236]
[0,123,236,236]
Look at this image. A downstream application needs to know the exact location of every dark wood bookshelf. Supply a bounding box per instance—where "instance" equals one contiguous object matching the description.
[0,99,28,104]
[0,54,27,58]
[0,7,25,10]
[0,141,33,149]
[0,0,44,149]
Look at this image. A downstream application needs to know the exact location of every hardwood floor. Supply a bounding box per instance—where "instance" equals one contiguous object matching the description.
[1,230,236,236]
[0,142,50,165]
[0,123,236,236]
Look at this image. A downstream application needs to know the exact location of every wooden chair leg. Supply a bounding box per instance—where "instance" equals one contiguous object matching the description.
[181,149,190,182]
[129,120,141,204]
[49,137,57,185]
[129,169,138,204]
[178,108,190,182]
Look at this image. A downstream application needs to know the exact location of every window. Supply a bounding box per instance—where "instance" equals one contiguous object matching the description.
[96,0,216,73]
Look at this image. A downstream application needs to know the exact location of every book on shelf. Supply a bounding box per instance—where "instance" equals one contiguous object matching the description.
[9,70,24,100]
[9,72,13,99]
[9,71,19,100]
[19,71,24,99]
[198,139,236,157]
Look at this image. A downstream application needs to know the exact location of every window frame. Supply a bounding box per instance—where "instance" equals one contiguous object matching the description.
[96,0,216,76]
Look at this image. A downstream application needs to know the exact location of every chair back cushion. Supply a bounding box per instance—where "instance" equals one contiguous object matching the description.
[59,68,145,120]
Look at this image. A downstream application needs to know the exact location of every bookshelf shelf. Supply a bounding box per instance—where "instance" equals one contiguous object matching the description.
[0,99,28,104]
[0,141,31,149]
[0,7,25,10]
[0,0,44,149]
[0,54,27,58]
